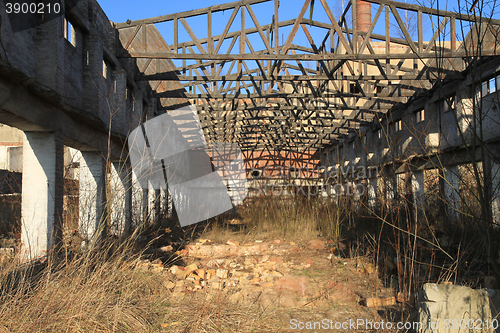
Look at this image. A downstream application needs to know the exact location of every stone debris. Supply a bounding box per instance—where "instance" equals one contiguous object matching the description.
[164,281,176,290]
[181,241,302,258]
[170,265,187,279]
[194,268,205,279]
[226,219,245,225]
[356,261,376,275]
[307,239,325,250]
[154,245,173,253]
[0,248,15,265]
[184,263,198,277]
[206,259,226,267]
[216,268,229,279]
[365,296,396,307]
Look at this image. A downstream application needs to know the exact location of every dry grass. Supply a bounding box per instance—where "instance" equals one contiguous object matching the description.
[156,291,289,333]
[0,238,298,333]
[210,195,349,243]
[0,241,166,333]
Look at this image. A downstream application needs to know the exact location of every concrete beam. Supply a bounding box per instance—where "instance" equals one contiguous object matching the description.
[21,131,64,259]
[0,66,125,160]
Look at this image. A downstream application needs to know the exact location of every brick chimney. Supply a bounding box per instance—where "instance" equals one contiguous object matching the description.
[356,0,371,35]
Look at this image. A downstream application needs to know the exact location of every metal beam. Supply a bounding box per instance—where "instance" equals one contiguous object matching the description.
[121,50,499,60]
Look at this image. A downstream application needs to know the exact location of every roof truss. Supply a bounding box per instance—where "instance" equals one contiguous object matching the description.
[116,0,500,151]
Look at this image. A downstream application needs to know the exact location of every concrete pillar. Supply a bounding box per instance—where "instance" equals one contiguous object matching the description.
[367,177,377,210]
[155,189,161,223]
[351,180,361,211]
[109,162,131,236]
[162,187,170,217]
[444,165,460,223]
[396,173,406,198]
[159,188,166,216]
[484,154,500,227]
[167,188,174,217]
[386,170,396,203]
[492,162,500,226]
[412,170,425,220]
[376,176,384,205]
[79,151,105,245]
[131,170,144,227]
[142,187,148,224]
[143,181,159,225]
[21,131,64,259]
[147,185,156,224]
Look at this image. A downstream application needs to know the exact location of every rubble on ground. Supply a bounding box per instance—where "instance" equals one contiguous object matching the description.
[134,238,396,309]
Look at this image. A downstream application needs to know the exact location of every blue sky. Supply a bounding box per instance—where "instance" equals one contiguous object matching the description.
[98,0,498,24]
[99,0,241,24]
[98,0,500,42]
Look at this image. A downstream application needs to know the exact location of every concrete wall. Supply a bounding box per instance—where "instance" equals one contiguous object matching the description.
[0,0,165,258]
[0,0,152,150]
[319,56,500,223]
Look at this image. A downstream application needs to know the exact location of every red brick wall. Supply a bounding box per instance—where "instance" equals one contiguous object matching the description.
[243,150,321,179]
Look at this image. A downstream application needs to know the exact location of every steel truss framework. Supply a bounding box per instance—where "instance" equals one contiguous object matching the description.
[116,0,500,153]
